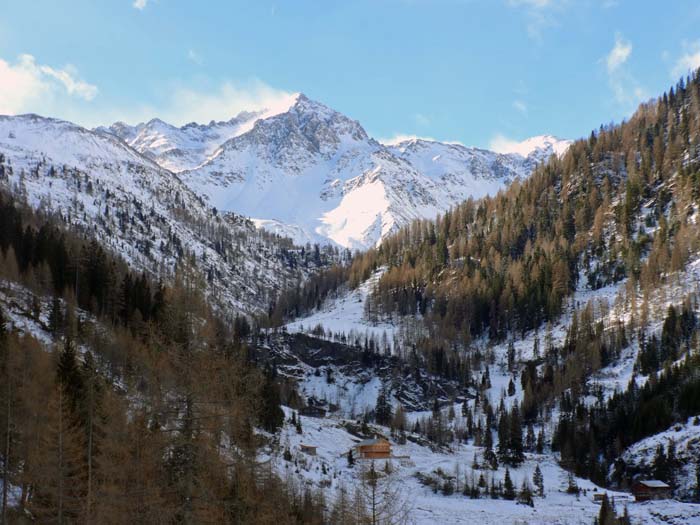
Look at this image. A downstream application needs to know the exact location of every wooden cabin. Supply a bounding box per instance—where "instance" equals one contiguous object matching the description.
[355,438,391,459]
[299,405,326,418]
[631,480,672,502]
[593,493,608,503]
[299,444,317,456]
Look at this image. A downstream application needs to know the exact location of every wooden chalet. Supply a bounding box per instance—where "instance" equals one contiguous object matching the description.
[355,438,391,459]
[631,480,672,502]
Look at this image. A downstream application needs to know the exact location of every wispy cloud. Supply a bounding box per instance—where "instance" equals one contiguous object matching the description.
[187,49,203,65]
[155,79,297,126]
[513,100,528,115]
[413,113,430,127]
[0,54,98,115]
[508,0,553,7]
[378,133,464,147]
[507,0,561,40]
[133,0,148,10]
[603,34,646,109]
[489,134,523,154]
[606,33,632,73]
[671,41,700,79]
[0,52,297,130]
[378,134,436,146]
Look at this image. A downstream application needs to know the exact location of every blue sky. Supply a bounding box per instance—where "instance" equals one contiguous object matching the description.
[1,0,700,149]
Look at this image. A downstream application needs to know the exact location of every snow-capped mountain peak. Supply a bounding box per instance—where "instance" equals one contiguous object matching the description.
[492,134,571,159]
[27,97,571,250]
[96,93,302,173]
[93,97,570,249]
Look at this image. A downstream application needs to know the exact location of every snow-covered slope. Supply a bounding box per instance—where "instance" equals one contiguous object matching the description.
[270,408,700,525]
[102,95,570,250]
[96,94,299,173]
[0,114,318,314]
[492,134,572,161]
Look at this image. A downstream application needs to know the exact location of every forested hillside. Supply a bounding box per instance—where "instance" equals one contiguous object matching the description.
[276,69,700,370]
[0,191,329,523]
[273,70,700,503]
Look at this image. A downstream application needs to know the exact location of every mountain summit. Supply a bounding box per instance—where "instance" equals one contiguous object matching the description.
[100,96,569,249]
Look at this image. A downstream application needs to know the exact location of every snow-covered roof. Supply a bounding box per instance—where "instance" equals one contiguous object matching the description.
[638,480,671,488]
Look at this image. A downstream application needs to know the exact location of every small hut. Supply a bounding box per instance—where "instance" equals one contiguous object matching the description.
[299,405,326,418]
[355,438,391,459]
[300,444,317,456]
[631,480,672,502]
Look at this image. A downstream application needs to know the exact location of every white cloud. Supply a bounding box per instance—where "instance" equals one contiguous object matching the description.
[609,80,647,107]
[606,33,632,73]
[508,0,553,7]
[489,134,524,154]
[0,52,295,130]
[413,113,430,127]
[0,58,297,129]
[507,0,562,40]
[378,134,437,146]
[0,54,98,115]
[133,0,148,10]
[187,49,203,65]
[377,133,466,147]
[513,100,528,114]
[38,63,98,101]
[601,34,647,110]
[158,80,297,126]
[671,41,700,79]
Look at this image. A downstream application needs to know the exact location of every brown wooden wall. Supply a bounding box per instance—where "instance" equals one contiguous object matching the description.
[357,443,391,458]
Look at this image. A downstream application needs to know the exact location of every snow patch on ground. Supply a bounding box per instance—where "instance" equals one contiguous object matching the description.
[270,408,700,525]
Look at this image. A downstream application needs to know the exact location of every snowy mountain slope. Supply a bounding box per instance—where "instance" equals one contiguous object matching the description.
[490,134,572,161]
[269,408,700,525]
[285,267,401,350]
[0,114,318,315]
[281,232,700,514]
[96,94,299,173]
[102,95,570,250]
[255,332,460,416]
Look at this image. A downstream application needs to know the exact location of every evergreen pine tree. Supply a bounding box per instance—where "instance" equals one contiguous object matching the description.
[508,406,525,466]
[483,429,498,470]
[653,443,669,482]
[503,468,515,500]
[525,424,535,452]
[533,464,544,497]
[48,297,63,335]
[517,478,534,507]
[597,493,616,525]
[536,428,545,454]
[259,368,284,433]
[375,382,393,426]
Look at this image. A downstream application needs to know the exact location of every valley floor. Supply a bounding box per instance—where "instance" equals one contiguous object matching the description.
[267,408,700,525]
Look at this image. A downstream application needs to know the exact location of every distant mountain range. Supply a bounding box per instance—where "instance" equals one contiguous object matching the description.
[99,94,570,249]
[0,113,323,315]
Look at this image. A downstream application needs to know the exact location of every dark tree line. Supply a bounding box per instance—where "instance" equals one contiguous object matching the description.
[552,304,700,489]
[0,189,327,523]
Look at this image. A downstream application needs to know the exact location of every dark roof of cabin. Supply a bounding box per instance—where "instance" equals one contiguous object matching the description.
[356,438,389,447]
[636,480,670,489]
